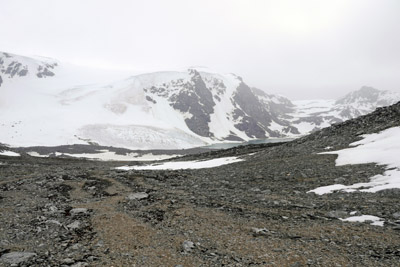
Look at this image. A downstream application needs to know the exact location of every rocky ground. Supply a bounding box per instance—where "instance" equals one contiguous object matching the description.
[1,103,400,266]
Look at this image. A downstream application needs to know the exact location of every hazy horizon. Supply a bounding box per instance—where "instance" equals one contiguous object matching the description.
[1,0,399,100]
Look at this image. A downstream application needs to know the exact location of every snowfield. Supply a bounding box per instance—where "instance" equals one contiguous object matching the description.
[116,156,244,170]
[309,126,400,194]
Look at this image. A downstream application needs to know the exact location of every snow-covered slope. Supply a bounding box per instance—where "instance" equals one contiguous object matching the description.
[1,51,399,150]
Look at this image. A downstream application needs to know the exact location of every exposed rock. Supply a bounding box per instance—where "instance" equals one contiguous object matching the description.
[0,252,36,264]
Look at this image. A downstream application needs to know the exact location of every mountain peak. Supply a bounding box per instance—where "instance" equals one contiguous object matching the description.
[335,86,388,106]
[358,86,379,94]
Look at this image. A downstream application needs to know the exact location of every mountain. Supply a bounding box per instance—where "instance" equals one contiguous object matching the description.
[290,86,400,133]
[335,86,400,117]
[0,51,300,149]
[55,69,298,149]
[0,51,399,150]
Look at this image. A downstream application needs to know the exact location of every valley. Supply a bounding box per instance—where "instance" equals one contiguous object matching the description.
[1,101,400,266]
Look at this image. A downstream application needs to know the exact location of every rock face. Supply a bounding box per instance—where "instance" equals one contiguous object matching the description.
[141,69,296,141]
[149,69,216,137]
[232,84,296,138]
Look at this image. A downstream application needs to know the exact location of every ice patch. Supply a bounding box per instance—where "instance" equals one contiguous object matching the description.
[116,156,244,170]
[309,126,400,194]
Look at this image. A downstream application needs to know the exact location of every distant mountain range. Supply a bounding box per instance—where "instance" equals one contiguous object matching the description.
[1,51,399,149]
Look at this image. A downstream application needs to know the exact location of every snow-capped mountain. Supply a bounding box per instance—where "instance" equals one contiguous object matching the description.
[291,86,400,133]
[335,86,400,118]
[56,69,298,149]
[0,51,399,150]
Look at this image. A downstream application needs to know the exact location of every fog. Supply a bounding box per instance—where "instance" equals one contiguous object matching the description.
[1,0,399,99]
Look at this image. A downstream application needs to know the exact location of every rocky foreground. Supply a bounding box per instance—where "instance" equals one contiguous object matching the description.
[1,103,400,266]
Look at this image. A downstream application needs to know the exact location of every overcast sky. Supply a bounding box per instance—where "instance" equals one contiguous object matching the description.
[1,0,399,99]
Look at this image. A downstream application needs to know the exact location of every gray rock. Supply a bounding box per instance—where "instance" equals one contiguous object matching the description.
[393,212,400,219]
[70,208,89,216]
[334,177,346,183]
[182,240,195,252]
[326,210,348,219]
[67,221,81,230]
[62,258,75,264]
[251,227,269,236]
[71,262,88,267]
[70,243,82,250]
[127,192,149,200]
[0,252,37,264]
[46,219,62,226]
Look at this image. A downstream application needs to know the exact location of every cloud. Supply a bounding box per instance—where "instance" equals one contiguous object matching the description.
[1,0,399,99]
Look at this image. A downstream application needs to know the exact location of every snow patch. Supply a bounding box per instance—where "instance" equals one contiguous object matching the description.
[309,126,400,194]
[340,215,384,227]
[0,151,20,157]
[27,151,49,158]
[116,156,244,170]
[57,151,178,161]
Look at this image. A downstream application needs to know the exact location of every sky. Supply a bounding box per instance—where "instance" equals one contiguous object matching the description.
[1,0,399,100]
